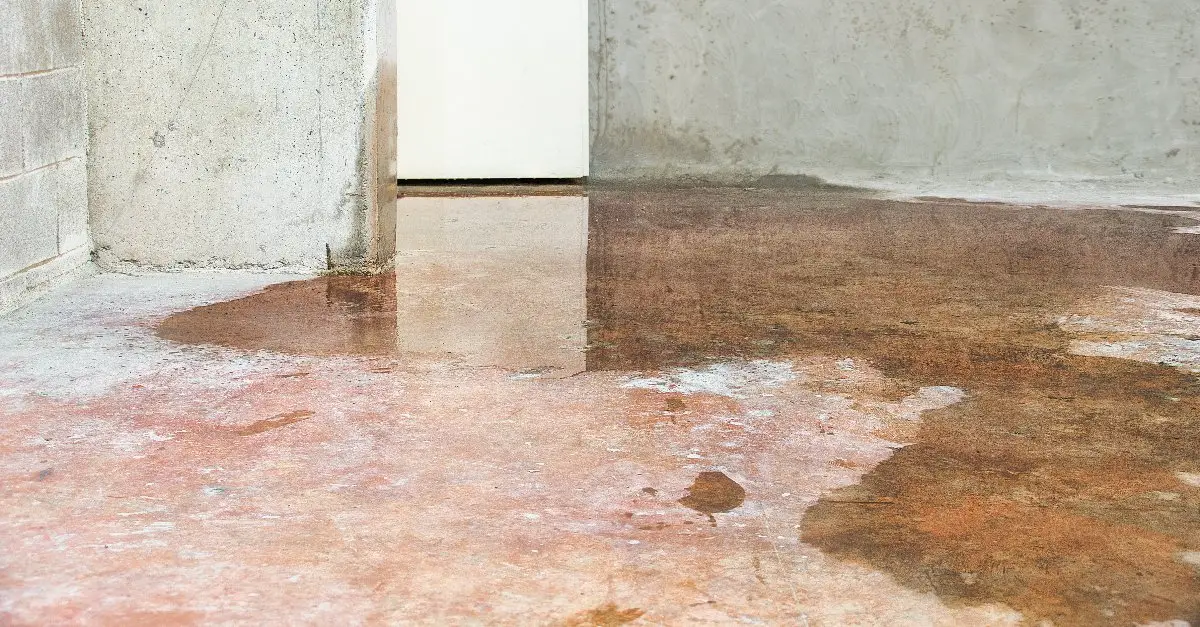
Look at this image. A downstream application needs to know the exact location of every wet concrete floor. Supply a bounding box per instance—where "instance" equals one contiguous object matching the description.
[5,188,1200,624]
[149,188,1200,625]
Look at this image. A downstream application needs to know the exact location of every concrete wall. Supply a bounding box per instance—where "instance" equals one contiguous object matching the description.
[0,0,90,314]
[84,0,396,271]
[590,0,1200,189]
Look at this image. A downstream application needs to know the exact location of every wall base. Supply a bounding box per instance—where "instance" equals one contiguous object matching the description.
[0,245,93,315]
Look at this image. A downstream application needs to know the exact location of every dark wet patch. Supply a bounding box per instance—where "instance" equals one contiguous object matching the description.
[157,273,396,356]
[678,471,746,525]
[584,188,1200,625]
[34,468,53,481]
[154,188,1200,623]
[237,410,316,436]
[562,602,645,626]
[664,397,686,412]
[641,487,658,496]
[1123,204,1200,212]
[751,173,873,193]
[584,191,1200,373]
[911,196,1025,208]
[1177,308,1200,316]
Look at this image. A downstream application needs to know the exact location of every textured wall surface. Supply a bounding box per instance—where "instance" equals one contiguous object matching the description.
[85,0,395,271]
[0,0,91,313]
[590,0,1200,189]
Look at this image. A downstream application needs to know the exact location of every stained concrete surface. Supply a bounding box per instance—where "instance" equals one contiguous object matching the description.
[3,189,1200,624]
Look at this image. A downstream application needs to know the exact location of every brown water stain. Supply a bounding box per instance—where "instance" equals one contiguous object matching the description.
[157,273,396,356]
[1123,204,1200,212]
[664,397,686,412]
[584,188,1200,625]
[155,188,1200,623]
[562,603,645,626]
[237,410,316,436]
[678,471,746,525]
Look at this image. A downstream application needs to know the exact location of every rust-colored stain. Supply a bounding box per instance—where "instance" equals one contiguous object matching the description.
[157,273,396,356]
[237,410,316,436]
[562,603,645,626]
[153,188,1200,624]
[678,471,746,525]
[584,189,1200,625]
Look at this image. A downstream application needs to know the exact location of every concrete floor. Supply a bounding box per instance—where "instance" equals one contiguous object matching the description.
[3,188,1200,625]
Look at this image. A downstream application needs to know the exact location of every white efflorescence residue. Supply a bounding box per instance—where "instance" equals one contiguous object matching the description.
[1060,287,1200,373]
[620,360,798,398]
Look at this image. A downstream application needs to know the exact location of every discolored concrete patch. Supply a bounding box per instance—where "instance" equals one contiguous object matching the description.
[562,603,645,626]
[1060,286,1200,373]
[583,189,1200,625]
[0,347,996,623]
[6,189,1200,624]
[156,273,398,357]
[0,275,1003,624]
[236,410,316,436]
[678,471,746,525]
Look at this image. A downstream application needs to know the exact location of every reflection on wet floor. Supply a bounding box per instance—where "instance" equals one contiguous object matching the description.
[155,188,1200,625]
[395,196,588,377]
[158,196,589,377]
[156,272,398,356]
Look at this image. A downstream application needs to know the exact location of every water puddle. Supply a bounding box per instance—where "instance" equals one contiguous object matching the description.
[156,273,396,356]
[678,471,746,525]
[587,188,1200,625]
[156,188,1200,624]
[159,196,588,377]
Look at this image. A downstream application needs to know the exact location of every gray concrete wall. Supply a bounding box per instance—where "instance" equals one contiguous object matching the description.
[590,0,1200,189]
[0,0,91,314]
[85,0,396,271]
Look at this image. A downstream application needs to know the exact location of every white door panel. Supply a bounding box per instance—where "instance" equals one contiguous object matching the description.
[396,0,589,179]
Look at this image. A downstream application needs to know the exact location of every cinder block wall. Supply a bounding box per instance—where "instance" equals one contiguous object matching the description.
[0,0,90,313]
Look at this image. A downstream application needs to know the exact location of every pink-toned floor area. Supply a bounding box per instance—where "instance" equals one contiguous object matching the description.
[4,190,1200,625]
